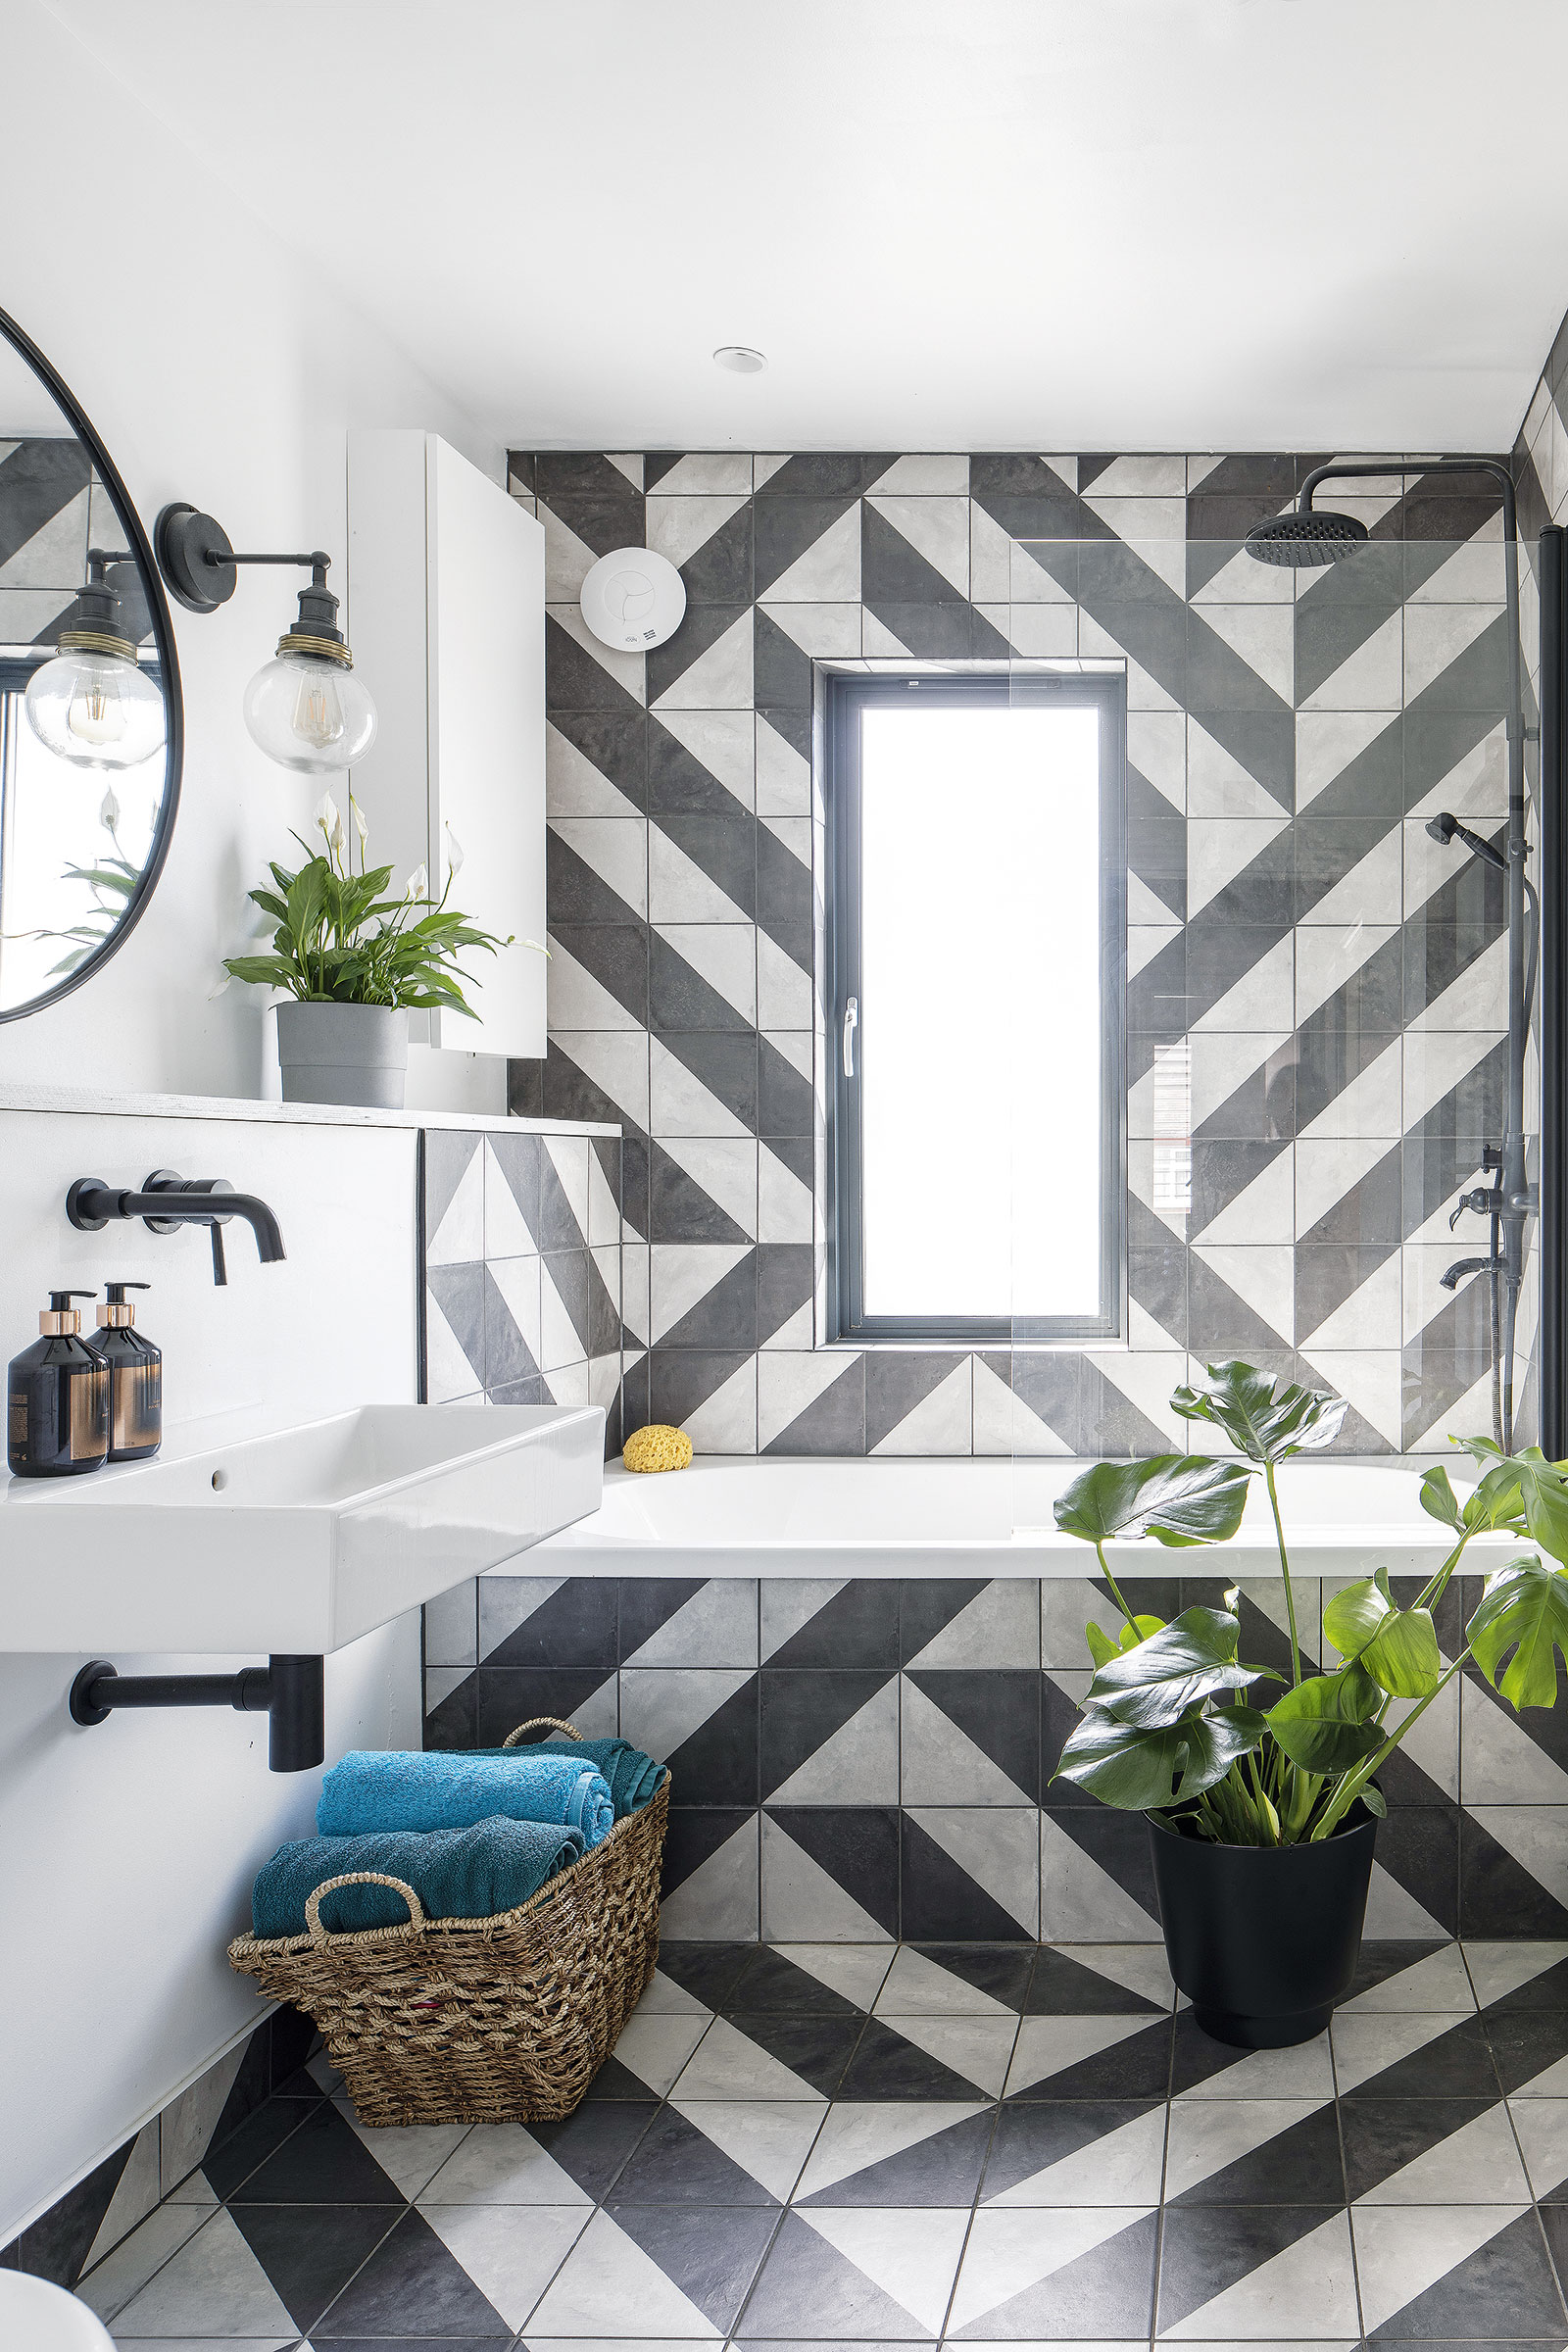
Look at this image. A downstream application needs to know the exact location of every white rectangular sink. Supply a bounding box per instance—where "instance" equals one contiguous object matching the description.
[0,1403,605,1654]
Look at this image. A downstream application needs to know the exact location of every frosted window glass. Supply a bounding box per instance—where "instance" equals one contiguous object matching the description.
[858,701,1103,1318]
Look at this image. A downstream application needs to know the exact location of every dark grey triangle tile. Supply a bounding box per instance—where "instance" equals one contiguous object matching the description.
[909,1942,1036,2008]
[608,2104,780,2205]
[757,1243,813,1345]
[1340,2095,1504,2200]
[650,1144,750,1244]
[861,504,961,606]
[759,1036,812,1138]
[227,2201,399,2335]
[551,922,650,1023]
[1302,709,1405,822]
[755,605,813,707]
[423,1132,482,1250]
[1166,2101,1346,2204]
[14,2137,138,2288]
[1463,1820,1568,1946]
[227,2101,400,2206]
[658,1247,758,1351]
[542,488,646,564]
[799,2105,995,2207]
[864,1352,967,1453]
[1155,2204,1348,2336]
[656,809,758,916]
[536,452,644,501]
[528,2099,655,2198]
[763,1582,899,1668]
[1362,2207,1567,2340]
[765,1804,900,1936]
[721,2010,863,2094]
[1025,1950,1167,2015]
[763,1354,864,1455]
[1301,1145,1402,1248]
[906,1668,1040,1799]
[545,611,644,716]
[727,1945,862,2014]
[754,493,861,598]
[649,1346,753,1429]
[836,2016,993,2101]
[426,1262,484,1384]
[981,2095,1163,2200]
[0,439,91,566]
[647,601,749,707]
[761,1667,894,1797]
[899,1816,1034,1944]
[675,501,754,605]
[311,2205,510,2338]
[954,2205,1158,2338]
[545,823,645,928]
[649,711,752,814]
[1188,1138,1289,1237]
[735,2205,936,2338]
[617,1576,709,1660]
[898,1581,991,1667]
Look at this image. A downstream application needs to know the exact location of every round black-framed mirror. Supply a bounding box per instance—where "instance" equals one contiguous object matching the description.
[0,306,182,1024]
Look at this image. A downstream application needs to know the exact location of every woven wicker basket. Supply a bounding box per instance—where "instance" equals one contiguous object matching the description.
[228,1718,669,2126]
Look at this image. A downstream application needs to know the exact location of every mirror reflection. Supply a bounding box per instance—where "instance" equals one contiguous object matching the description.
[0,329,173,1016]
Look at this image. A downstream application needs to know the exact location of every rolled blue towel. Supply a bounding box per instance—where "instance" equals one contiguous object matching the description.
[317,1749,614,1846]
[252,1816,582,1938]
[525,1736,663,1816]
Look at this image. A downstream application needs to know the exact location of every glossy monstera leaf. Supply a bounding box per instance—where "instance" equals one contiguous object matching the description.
[1084,1614,1166,1670]
[1322,1568,1442,1698]
[1266,1662,1384,1774]
[1419,1463,1529,1541]
[1054,1455,1252,1549]
[1448,1446,1568,1567]
[1468,1554,1568,1709]
[1085,1605,1259,1729]
[1171,1359,1348,1465]
[1054,1702,1268,1809]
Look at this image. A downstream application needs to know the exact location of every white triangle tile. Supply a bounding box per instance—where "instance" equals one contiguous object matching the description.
[99,2209,295,2338]
[1009,535,1076,604]
[1465,1803,1568,1911]
[653,608,754,711]
[646,493,750,572]
[1462,1939,1568,2008]
[548,599,646,705]
[1165,2098,1332,2202]
[539,501,603,602]
[769,1680,899,1803]
[1299,610,1402,713]
[1296,917,1399,1024]
[798,2205,972,2332]
[425,1289,480,1404]
[760,505,862,605]
[655,1137,759,1238]
[1192,1143,1294,1245]
[1061,1944,1174,2005]
[754,453,791,490]
[986,2104,1168,2205]
[1404,600,1498,701]
[414,2125,588,2206]
[1187,816,1291,920]
[1162,2211,1359,2338]
[1403,1367,1494,1454]
[949,2204,1152,2332]
[673,2098,826,2198]
[658,1809,759,1936]
[1404,718,1506,823]
[906,1580,1037,1670]
[550,815,649,917]
[1331,2009,1470,2095]
[649,826,750,926]
[906,1809,1040,1938]
[1040,1814,1160,1941]
[900,1680,1030,1805]
[872,1359,972,1456]
[1341,1944,1476,2011]
[764,600,863,659]
[1405,932,1507,1035]
[759,1137,814,1243]
[970,499,1015,601]
[612,2012,711,2094]
[1004,2014,1155,2096]
[1127,870,1178,928]
[605,452,643,489]
[861,608,913,656]
[1192,600,1295,701]
[1353,2100,1527,2205]
[876,1946,1014,2016]
[546,933,645,1031]
[427,1142,485,1265]
[761,1579,848,1659]
[756,713,812,816]
[1298,1036,1403,1143]
[1187,1032,1288,1132]
[547,718,645,818]
[679,1354,759,1453]
[866,494,969,596]
[1186,716,1292,816]
[773,1941,896,2009]
[1087,1344,1185,1439]
[877,2013,1019,2102]
[761,1817,891,1941]
[673,2015,819,2102]
[655,707,756,810]
[1296,710,1396,811]
[972,1353,1074,1456]
[1191,1244,1294,1343]
[868,455,970,495]
[522,2207,720,2338]
[759,1348,853,1449]
[555,1028,652,1133]
[650,1038,751,1139]
[796,2100,987,2197]
[1192,932,1295,1033]
[1350,2204,1527,2338]
[637,1965,716,2017]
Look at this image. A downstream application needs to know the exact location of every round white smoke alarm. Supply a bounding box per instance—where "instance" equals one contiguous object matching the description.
[580,547,687,652]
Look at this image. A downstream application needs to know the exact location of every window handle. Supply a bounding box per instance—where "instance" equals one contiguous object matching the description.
[843,996,858,1078]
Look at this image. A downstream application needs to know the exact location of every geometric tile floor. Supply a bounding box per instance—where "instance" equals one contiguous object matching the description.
[76,1938,1568,2346]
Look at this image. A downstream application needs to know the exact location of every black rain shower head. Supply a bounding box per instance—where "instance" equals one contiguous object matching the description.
[1244,510,1370,566]
[1425,810,1507,871]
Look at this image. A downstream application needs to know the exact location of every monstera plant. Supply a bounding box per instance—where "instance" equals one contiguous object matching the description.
[1051,1360,1568,2047]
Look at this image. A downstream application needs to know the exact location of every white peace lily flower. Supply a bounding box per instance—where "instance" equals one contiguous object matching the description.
[207,969,231,1000]
[315,789,340,843]
[98,785,121,831]
[404,862,428,903]
[350,795,368,846]
[444,822,465,877]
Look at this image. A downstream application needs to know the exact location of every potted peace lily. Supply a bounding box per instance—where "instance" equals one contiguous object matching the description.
[1053,1359,1568,2048]
[221,794,536,1108]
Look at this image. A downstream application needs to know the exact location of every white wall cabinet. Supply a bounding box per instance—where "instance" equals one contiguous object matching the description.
[347,430,546,1056]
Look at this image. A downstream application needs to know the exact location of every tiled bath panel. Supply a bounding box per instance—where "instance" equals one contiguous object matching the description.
[423,1573,1568,1943]
[54,1937,1568,2343]
[504,446,1533,1459]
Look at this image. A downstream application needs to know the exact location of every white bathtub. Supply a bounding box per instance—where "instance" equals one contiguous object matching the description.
[537,1454,1520,1579]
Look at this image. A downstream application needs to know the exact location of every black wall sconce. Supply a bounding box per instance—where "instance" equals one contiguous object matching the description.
[155,504,377,775]
[24,550,167,771]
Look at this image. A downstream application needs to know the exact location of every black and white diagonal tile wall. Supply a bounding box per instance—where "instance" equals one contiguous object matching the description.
[422,1123,624,1452]
[0,437,133,649]
[505,446,1528,1457]
[422,1566,1568,1942]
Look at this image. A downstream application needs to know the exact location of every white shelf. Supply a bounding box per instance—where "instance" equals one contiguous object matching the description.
[0,1083,619,1138]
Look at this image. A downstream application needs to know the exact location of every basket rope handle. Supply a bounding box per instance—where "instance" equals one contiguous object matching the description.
[503,1716,581,1747]
[304,1871,426,1944]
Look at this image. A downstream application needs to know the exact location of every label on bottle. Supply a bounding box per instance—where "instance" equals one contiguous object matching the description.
[8,1391,25,1451]
[113,1361,162,1454]
[70,1366,109,1460]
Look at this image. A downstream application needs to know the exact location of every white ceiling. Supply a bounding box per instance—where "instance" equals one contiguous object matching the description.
[45,0,1568,454]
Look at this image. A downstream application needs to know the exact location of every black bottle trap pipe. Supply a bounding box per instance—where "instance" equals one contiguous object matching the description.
[69,1654,324,1771]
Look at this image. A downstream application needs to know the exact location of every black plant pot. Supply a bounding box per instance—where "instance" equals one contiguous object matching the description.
[1147,1801,1378,2047]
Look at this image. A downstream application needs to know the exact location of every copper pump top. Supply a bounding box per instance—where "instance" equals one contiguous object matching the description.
[40,1289,96,1336]
[97,1280,150,1330]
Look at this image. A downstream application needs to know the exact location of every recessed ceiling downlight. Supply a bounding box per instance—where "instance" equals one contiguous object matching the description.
[713,345,766,374]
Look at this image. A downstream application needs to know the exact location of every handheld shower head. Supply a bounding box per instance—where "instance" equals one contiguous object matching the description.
[1425,810,1506,872]
[1244,510,1370,566]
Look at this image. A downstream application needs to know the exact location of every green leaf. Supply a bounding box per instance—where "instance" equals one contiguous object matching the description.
[1468,1554,1568,1709]
[1419,1466,1464,1532]
[1084,1613,1164,1670]
[1359,1784,1388,1818]
[1362,1604,1443,1699]
[1054,1455,1251,1548]
[1087,1605,1256,1728]
[1267,1664,1385,1773]
[1170,1358,1348,1464]
[1322,1573,1392,1662]
[1054,1703,1266,1809]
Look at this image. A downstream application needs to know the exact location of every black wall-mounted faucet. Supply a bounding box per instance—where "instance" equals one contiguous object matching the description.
[67,1170,286,1286]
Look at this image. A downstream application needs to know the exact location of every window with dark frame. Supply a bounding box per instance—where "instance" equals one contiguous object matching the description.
[824,669,1127,1347]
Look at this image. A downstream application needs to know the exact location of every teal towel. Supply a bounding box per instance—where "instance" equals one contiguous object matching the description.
[523,1736,663,1816]
[317,1749,614,1846]
[252,1817,582,1938]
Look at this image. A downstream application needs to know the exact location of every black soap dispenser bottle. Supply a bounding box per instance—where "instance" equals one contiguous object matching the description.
[7,1290,109,1478]
[86,1281,162,1462]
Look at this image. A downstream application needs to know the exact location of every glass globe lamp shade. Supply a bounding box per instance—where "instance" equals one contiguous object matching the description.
[24,646,167,771]
[242,649,378,775]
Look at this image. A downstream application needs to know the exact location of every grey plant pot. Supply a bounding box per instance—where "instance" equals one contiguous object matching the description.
[276,1001,410,1109]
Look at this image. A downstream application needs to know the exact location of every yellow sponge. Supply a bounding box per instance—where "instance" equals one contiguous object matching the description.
[622,1423,693,1474]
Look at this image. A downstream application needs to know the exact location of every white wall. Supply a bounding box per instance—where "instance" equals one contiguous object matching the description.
[0,1103,423,2243]
[0,1,506,1105]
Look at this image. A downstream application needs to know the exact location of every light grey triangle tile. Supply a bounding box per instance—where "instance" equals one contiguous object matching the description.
[624,1579,760,1667]
[91,2209,292,2335]
[770,1679,899,1804]
[901,1682,1032,1806]
[661,1811,760,1939]
[478,1574,564,1662]
[423,1579,477,1668]
[620,1667,754,1760]
[906,1581,1038,1669]
[906,1808,1040,1936]
[82,2123,161,2272]
[160,2045,247,2196]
